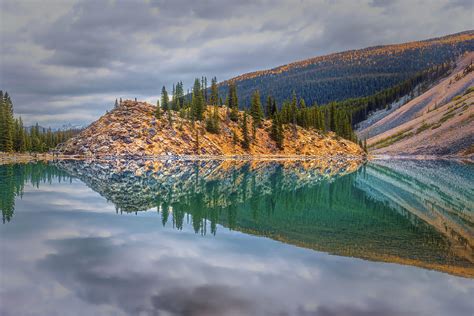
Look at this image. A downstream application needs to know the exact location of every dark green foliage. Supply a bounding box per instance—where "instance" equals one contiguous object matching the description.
[0,91,78,153]
[161,86,170,111]
[217,33,472,107]
[250,90,264,129]
[265,95,277,118]
[270,113,284,149]
[241,112,250,150]
[228,83,239,122]
[192,78,204,121]
[0,163,75,223]
[0,91,14,152]
[172,81,184,110]
[328,62,453,126]
[210,77,219,106]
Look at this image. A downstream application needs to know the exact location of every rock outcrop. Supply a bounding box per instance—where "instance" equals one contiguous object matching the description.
[58,101,364,159]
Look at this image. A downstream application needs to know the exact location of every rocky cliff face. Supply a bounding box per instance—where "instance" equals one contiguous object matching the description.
[58,100,364,159]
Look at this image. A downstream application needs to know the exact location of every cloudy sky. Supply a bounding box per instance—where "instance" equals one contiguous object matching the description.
[0,0,473,127]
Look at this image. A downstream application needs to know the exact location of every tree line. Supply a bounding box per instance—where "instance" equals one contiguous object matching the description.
[154,61,451,152]
[217,40,471,107]
[0,91,79,153]
[154,77,358,151]
[326,62,453,126]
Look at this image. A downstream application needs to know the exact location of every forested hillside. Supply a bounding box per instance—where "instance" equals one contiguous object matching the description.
[218,31,474,107]
[0,91,80,153]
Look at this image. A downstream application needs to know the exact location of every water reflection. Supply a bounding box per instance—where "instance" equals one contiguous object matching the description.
[2,159,472,277]
[0,163,74,223]
[0,159,473,315]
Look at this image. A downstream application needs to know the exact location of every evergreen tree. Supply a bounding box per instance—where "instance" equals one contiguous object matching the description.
[228,83,239,122]
[15,117,26,152]
[205,106,220,134]
[241,112,250,150]
[270,113,284,149]
[329,103,336,132]
[290,91,298,126]
[265,95,277,118]
[210,77,219,106]
[192,78,204,121]
[250,90,264,128]
[161,86,170,111]
[0,91,14,152]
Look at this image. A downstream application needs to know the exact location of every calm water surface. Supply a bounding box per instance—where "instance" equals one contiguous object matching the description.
[0,159,473,316]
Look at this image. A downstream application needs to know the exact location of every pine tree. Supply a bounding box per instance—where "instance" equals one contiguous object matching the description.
[114,99,119,108]
[241,112,250,150]
[329,103,336,132]
[265,96,277,118]
[271,113,284,149]
[161,86,169,111]
[192,78,204,121]
[228,83,239,122]
[210,77,219,106]
[0,91,14,152]
[250,90,264,129]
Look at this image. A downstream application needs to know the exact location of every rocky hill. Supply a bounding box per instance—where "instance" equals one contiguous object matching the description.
[58,100,364,159]
[219,31,474,106]
[359,52,474,157]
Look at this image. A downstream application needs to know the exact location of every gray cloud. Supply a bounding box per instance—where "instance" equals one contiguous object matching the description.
[0,0,473,127]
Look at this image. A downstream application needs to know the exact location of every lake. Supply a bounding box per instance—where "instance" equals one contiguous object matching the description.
[1,159,473,316]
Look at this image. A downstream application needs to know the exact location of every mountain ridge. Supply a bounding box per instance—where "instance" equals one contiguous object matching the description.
[218,30,474,106]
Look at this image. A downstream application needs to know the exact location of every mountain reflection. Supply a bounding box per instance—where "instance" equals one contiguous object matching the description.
[1,159,473,277]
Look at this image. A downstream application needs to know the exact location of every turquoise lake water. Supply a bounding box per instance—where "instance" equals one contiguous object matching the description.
[1,159,473,315]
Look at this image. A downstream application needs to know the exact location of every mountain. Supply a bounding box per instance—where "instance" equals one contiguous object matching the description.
[218,31,474,107]
[58,100,364,159]
[359,52,474,157]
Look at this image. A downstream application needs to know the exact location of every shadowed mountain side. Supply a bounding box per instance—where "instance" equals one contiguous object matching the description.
[52,159,474,277]
[219,31,474,106]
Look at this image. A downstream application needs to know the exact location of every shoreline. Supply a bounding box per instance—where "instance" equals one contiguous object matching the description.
[1,152,367,165]
[2,152,472,165]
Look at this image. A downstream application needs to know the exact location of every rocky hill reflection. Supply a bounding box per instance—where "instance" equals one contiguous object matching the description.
[2,159,472,277]
[52,158,473,277]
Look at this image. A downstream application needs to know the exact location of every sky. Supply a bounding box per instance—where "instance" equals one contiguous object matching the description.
[0,0,473,128]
